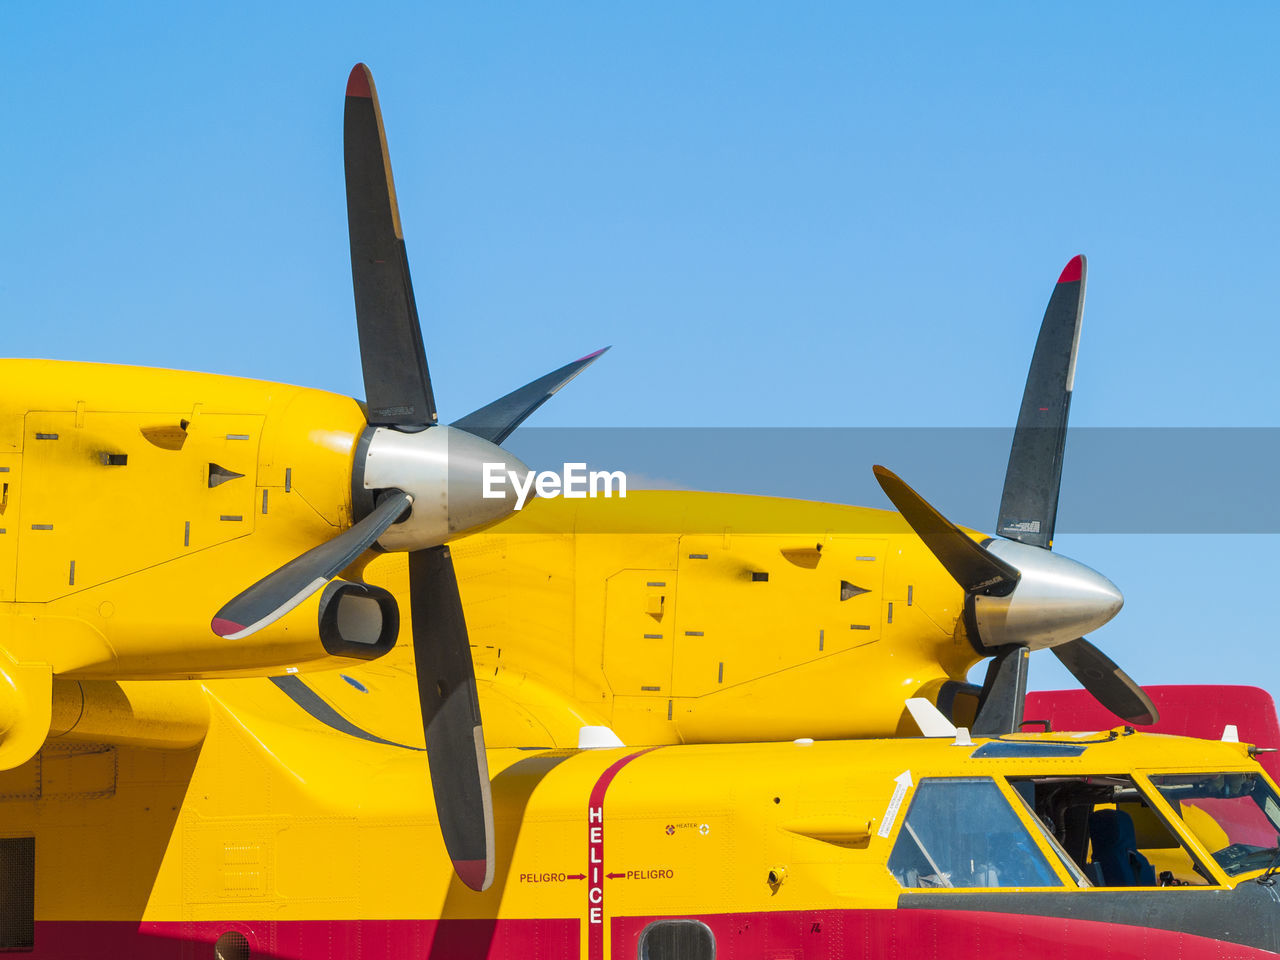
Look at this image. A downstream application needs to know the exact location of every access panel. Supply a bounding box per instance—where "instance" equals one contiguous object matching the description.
[16,411,262,602]
[601,569,676,698]
[672,534,886,698]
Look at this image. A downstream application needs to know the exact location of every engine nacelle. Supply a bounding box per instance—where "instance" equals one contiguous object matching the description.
[3,574,401,681]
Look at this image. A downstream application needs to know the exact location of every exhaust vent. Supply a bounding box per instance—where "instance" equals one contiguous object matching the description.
[0,837,33,951]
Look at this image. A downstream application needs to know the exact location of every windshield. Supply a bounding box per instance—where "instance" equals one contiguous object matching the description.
[1148,773,1280,877]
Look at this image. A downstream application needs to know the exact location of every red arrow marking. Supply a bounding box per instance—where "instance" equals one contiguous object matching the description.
[566,874,586,880]
[606,872,626,879]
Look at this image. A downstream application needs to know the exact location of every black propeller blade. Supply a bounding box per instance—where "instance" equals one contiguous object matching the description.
[345,62,497,891]
[877,258,1154,733]
[872,465,1019,596]
[991,256,1156,723]
[1051,637,1158,725]
[215,64,606,892]
[452,347,610,445]
[344,63,436,428]
[410,546,495,891]
[997,255,1086,549]
[972,646,1030,736]
[211,491,412,639]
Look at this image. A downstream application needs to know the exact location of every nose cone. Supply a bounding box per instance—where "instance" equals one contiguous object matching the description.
[972,539,1123,650]
[443,427,531,533]
[359,425,531,552]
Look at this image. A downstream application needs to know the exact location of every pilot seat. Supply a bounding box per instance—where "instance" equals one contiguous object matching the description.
[1087,808,1156,886]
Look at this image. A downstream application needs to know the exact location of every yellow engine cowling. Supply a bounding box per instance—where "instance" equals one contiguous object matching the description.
[0,359,398,679]
[0,360,412,767]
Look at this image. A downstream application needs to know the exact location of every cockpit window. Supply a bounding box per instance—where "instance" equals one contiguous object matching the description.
[888,777,1062,888]
[1149,773,1280,877]
[1008,774,1216,887]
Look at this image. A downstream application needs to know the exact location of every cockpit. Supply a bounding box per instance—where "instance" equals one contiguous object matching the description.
[888,768,1280,889]
[1149,772,1280,879]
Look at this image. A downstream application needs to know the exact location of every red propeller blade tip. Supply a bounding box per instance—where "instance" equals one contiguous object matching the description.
[346,64,372,99]
[211,617,245,638]
[1057,255,1083,284]
[453,858,490,891]
[576,346,609,363]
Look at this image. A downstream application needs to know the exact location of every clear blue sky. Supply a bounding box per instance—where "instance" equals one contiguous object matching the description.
[4,4,1277,706]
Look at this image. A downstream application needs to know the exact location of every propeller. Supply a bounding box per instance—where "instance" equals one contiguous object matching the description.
[971,646,1030,737]
[870,466,1018,597]
[212,491,412,640]
[1049,637,1156,726]
[452,347,610,446]
[211,63,607,891]
[875,255,1156,735]
[410,545,495,892]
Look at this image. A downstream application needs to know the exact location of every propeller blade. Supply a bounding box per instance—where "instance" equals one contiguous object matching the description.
[452,347,610,445]
[996,255,1086,549]
[409,545,495,891]
[211,491,411,639]
[345,63,437,428]
[872,465,1020,596]
[1050,637,1159,725]
[971,646,1030,736]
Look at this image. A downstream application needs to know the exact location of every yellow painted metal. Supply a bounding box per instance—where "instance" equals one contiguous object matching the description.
[442,493,975,745]
[16,410,261,602]
[48,678,210,749]
[602,568,677,699]
[0,360,368,682]
[5,357,1269,952]
[0,358,987,748]
[0,658,51,769]
[0,451,19,602]
[0,682,1267,938]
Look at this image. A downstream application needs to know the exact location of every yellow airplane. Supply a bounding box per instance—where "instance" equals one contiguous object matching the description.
[4,679,1280,958]
[3,63,1278,958]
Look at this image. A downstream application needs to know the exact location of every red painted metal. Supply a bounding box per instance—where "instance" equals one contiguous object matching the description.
[613,908,1278,959]
[22,905,1279,959]
[1025,685,1280,781]
[1057,255,1083,284]
[346,64,372,99]
[31,918,577,959]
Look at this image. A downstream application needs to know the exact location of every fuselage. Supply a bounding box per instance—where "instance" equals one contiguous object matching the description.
[5,681,1278,959]
[12,360,1264,959]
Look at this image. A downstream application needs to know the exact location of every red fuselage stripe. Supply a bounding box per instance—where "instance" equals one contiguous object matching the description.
[19,909,1278,960]
[586,747,659,960]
